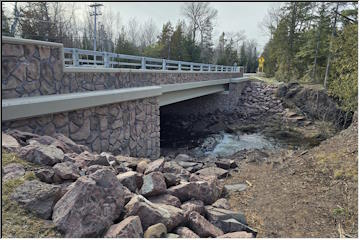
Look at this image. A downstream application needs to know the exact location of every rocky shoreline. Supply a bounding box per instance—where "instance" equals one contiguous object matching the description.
[2,129,256,238]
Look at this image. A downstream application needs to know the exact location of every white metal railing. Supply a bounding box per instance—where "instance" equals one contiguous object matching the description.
[64,48,241,72]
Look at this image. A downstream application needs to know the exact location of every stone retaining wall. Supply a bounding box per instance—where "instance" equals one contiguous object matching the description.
[3,97,160,159]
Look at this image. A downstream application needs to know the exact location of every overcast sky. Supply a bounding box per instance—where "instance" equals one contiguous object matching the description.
[3,2,280,52]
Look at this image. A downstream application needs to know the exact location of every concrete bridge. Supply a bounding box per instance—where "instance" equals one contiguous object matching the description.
[2,37,250,159]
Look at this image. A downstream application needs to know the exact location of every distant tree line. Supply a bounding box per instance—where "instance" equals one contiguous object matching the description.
[261,2,357,112]
[2,2,259,71]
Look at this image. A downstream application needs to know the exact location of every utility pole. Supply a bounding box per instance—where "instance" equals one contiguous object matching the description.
[89,2,103,65]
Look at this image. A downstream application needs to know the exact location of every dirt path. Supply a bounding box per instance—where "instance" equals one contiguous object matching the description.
[225,119,358,237]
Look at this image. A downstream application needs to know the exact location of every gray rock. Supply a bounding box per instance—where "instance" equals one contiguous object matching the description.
[205,206,247,225]
[53,161,80,181]
[163,161,191,180]
[195,167,229,179]
[19,143,64,166]
[2,132,20,151]
[215,159,237,170]
[166,233,180,238]
[140,171,167,197]
[213,218,256,235]
[104,216,143,238]
[212,198,230,210]
[148,194,182,208]
[144,223,167,238]
[12,180,61,219]
[35,168,61,183]
[136,160,149,174]
[144,158,165,174]
[174,154,192,162]
[125,195,185,231]
[224,184,247,193]
[163,172,180,187]
[52,169,125,237]
[117,171,143,192]
[2,163,25,181]
[175,226,200,238]
[187,211,224,237]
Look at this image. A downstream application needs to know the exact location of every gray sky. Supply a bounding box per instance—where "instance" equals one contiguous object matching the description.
[3,2,279,52]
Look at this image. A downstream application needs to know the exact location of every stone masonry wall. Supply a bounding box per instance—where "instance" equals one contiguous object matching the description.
[3,97,160,159]
[2,40,243,99]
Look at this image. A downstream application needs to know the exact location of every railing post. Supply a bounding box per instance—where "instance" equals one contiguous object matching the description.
[104,52,110,68]
[209,65,211,71]
[190,64,193,71]
[233,63,237,72]
[162,59,166,70]
[72,48,79,67]
[200,65,203,72]
[178,62,181,71]
[141,57,146,70]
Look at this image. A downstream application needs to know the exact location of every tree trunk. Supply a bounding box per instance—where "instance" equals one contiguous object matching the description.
[324,3,339,89]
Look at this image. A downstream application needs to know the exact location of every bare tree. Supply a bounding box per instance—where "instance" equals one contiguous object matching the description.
[127,17,140,46]
[182,2,217,44]
[139,18,158,49]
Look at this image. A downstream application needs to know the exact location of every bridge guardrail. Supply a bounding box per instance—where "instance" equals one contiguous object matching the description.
[64,48,241,72]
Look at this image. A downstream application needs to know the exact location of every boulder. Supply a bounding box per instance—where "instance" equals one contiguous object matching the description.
[72,151,110,167]
[195,167,229,179]
[181,200,205,215]
[2,132,20,151]
[104,216,143,238]
[117,171,143,192]
[215,159,237,170]
[2,163,25,181]
[53,161,80,181]
[30,135,79,154]
[86,165,114,175]
[125,195,185,231]
[137,160,149,174]
[175,227,200,238]
[144,158,165,174]
[52,169,125,237]
[213,218,256,235]
[6,129,39,146]
[212,198,230,210]
[148,194,181,208]
[35,168,61,183]
[163,172,180,187]
[140,171,167,197]
[144,223,167,238]
[217,231,253,238]
[12,180,61,219]
[187,211,224,237]
[205,206,247,225]
[166,233,180,238]
[168,179,222,204]
[224,184,247,193]
[53,133,83,153]
[18,143,64,166]
[163,161,191,180]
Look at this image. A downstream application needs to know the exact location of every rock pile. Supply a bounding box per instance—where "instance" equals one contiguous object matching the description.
[3,129,256,238]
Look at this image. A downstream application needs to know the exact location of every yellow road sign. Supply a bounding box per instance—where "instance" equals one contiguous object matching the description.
[258,56,264,72]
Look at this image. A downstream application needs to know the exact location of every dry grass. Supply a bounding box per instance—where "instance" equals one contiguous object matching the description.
[1,150,62,238]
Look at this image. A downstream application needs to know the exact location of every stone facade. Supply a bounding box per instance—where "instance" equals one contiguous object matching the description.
[3,98,160,159]
[2,40,243,100]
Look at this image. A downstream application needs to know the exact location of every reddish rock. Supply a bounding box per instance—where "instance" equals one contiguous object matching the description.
[52,169,125,237]
[125,195,185,231]
[217,231,253,238]
[205,206,247,225]
[163,172,180,187]
[104,216,143,238]
[117,171,143,192]
[140,171,167,197]
[168,179,222,204]
[148,194,182,208]
[181,200,205,215]
[143,223,167,238]
[175,226,200,238]
[35,168,61,184]
[144,158,165,174]
[187,211,224,237]
[136,160,149,174]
